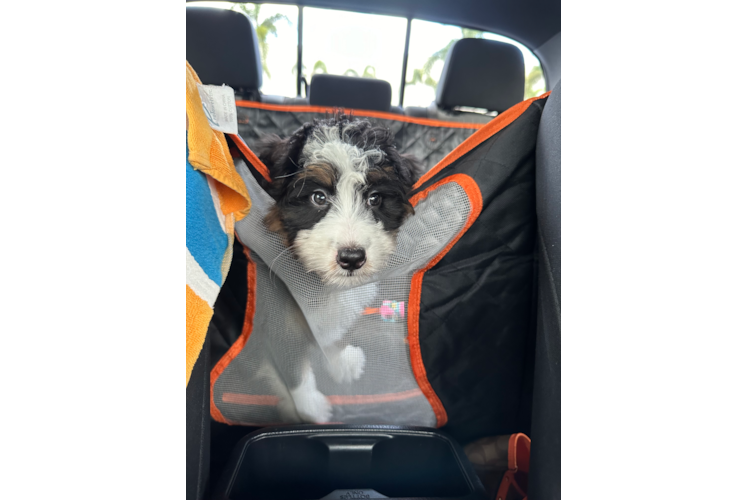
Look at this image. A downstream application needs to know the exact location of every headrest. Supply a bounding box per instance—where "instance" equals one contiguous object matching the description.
[309,74,392,112]
[186,7,263,92]
[435,38,525,113]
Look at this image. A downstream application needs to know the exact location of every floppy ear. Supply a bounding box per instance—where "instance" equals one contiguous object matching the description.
[396,153,425,189]
[256,123,315,199]
[257,134,287,176]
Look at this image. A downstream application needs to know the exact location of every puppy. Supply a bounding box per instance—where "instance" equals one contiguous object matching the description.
[258,112,421,286]
[254,112,422,422]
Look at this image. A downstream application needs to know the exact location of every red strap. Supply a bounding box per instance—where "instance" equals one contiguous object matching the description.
[495,433,531,500]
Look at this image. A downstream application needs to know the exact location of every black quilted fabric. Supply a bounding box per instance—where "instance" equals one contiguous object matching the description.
[236,106,480,172]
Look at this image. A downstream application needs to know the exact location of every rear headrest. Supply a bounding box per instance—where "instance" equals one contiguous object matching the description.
[309,74,392,112]
[435,38,525,113]
[186,7,263,92]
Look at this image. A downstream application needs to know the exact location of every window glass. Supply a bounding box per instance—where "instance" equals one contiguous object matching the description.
[403,19,546,109]
[302,7,407,106]
[189,2,299,98]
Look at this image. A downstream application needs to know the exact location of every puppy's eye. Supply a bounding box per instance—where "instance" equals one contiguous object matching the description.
[367,193,382,207]
[311,191,328,206]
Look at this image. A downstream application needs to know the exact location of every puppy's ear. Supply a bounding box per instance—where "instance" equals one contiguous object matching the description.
[257,134,286,174]
[395,153,425,189]
[257,123,314,199]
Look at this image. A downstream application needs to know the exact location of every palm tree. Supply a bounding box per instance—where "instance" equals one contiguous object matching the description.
[232,3,290,79]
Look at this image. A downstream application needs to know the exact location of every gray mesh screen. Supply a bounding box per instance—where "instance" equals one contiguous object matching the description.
[213,159,472,426]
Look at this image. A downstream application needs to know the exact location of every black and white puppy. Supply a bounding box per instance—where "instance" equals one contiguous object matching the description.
[252,113,422,423]
[258,112,421,286]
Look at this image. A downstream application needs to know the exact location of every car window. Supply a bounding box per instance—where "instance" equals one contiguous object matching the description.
[188,3,545,108]
[301,7,407,106]
[403,19,546,109]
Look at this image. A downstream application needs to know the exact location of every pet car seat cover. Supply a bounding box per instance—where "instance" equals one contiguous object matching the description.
[436,38,525,113]
[408,93,548,442]
[212,158,476,426]
[187,6,263,91]
[233,100,483,173]
[211,93,549,442]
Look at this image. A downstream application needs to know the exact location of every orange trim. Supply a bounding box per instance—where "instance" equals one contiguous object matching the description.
[210,242,257,423]
[495,473,513,500]
[221,388,422,407]
[227,133,272,183]
[327,389,422,405]
[407,174,483,427]
[223,393,280,406]
[235,100,484,130]
[362,307,380,315]
[512,432,531,473]
[413,91,551,190]
[496,433,531,500]
[508,433,519,470]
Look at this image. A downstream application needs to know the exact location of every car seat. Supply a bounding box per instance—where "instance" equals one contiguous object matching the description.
[186,6,307,105]
[309,73,404,114]
[405,38,526,124]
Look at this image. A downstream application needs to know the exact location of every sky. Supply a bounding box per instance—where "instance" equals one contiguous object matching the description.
[189,2,545,107]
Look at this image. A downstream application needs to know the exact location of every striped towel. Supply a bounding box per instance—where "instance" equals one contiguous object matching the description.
[186,61,251,386]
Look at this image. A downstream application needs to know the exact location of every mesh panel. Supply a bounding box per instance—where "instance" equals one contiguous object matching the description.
[214,159,472,426]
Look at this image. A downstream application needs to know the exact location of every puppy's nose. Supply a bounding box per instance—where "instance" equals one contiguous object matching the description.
[337,248,366,270]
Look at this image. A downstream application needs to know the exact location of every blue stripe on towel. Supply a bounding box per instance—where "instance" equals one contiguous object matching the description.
[186,139,227,286]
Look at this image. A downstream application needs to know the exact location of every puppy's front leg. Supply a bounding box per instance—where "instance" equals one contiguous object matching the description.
[289,363,332,423]
[322,343,366,384]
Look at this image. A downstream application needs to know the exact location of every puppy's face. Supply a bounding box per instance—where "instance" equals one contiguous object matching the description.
[258,114,421,287]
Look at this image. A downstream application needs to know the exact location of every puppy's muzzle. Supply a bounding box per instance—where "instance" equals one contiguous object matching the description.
[336,247,367,271]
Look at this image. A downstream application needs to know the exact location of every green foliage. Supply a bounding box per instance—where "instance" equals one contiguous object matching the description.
[342,65,376,78]
[232,3,290,79]
[406,28,483,91]
[460,28,483,39]
[524,65,545,98]
[228,4,542,100]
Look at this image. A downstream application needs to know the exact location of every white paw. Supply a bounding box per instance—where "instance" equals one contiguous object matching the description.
[290,369,332,423]
[328,345,366,384]
[292,387,332,423]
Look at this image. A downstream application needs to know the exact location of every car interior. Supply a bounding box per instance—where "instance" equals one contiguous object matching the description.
[186,1,560,499]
